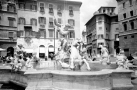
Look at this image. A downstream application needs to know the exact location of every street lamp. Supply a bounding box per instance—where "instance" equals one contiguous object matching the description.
[54,27,55,56]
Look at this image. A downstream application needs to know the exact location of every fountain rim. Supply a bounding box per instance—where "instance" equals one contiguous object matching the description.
[24,69,133,76]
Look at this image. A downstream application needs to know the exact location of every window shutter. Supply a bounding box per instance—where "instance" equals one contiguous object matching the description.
[73,20,75,26]
[44,17,46,24]
[39,17,41,23]
[17,31,21,37]
[44,30,46,38]
[35,19,37,25]
[73,31,75,38]
[36,31,40,38]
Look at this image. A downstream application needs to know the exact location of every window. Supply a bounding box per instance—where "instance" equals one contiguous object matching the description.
[39,29,45,38]
[57,5,62,15]
[98,17,102,21]
[19,3,25,9]
[106,34,109,39]
[99,27,102,30]
[19,17,25,25]
[8,17,15,27]
[123,23,127,31]
[123,13,126,18]
[98,21,102,24]
[0,16,1,24]
[123,2,125,8]
[39,17,46,24]
[8,32,14,38]
[69,6,73,15]
[98,34,104,39]
[0,1,2,10]
[124,36,127,39]
[130,11,133,16]
[49,18,54,27]
[68,31,75,38]
[129,0,133,6]
[49,4,53,14]
[17,31,24,37]
[130,21,134,29]
[31,18,37,25]
[103,9,105,13]
[7,4,16,12]
[116,28,119,31]
[131,35,134,38]
[39,3,45,12]
[25,27,32,37]
[49,30,54,38]
[68,19,75,26]
[31,1,37,11]
[56,31,59,39]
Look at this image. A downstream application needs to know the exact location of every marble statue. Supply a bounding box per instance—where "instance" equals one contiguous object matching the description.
[54,17,72,38]
[99,45,110,65]
[116,50,129,69]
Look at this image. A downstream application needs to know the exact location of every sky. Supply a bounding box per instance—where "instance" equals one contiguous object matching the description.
[73,0,118,32]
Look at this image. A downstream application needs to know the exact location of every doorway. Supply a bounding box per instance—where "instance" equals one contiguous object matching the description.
[124,48,129,57]
[39,45,45,58]
[7,47,14,57]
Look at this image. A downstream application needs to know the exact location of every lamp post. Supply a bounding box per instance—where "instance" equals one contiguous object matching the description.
[54,27,55,57]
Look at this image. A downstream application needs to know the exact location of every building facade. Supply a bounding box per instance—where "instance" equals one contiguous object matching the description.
[116,0,137,56]
[16,0,82,58]
[0,0,17,56]
[86,7,119,55]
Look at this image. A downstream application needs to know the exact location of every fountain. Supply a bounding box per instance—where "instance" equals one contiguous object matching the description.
[24,18,134,90]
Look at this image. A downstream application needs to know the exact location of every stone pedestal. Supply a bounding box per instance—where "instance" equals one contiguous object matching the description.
[111,69,134,90]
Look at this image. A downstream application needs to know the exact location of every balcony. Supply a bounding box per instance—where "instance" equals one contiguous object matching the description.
[119,29,137,36]
[39,24,45,29]
[57,11,62,16]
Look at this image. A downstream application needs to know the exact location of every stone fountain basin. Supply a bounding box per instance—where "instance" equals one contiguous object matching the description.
[25,69,133,90]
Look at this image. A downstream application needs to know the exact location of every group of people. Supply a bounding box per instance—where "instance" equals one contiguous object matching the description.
[0,53,39,71]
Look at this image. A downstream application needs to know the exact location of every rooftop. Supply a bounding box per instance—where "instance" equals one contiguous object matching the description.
[98,6,116,11]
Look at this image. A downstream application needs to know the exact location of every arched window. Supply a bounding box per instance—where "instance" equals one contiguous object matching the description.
[31,18,37,25]
[123,23,127,31]
[19,17,25,25]
[130,21,134,30]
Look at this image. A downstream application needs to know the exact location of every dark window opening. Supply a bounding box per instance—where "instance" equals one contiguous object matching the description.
[123,13,126,18]
[123,2,125,8]
[130,11,133,16]
[130,21,134,29]
[131,35,134,38]
[129,0,133,6]
[124,36,127,39]
[123,23,127,31]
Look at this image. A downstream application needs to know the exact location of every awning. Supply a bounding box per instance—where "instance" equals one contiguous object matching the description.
[0,48,6,51]
[24,49,34,53]
[8,17,16,21]
[48,48,54,52]
[39,47,45,53]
